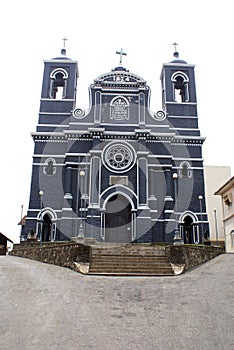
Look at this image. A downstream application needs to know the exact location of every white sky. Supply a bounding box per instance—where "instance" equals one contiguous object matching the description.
[1,0,233,242]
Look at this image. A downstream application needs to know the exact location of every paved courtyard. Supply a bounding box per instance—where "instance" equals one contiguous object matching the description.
[0,254,233,350]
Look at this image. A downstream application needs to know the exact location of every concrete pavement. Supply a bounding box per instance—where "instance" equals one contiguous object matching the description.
[0,254,233,350]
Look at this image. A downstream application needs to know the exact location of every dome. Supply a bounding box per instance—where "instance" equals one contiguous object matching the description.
[52,48,72,60]
[170,51,187,64]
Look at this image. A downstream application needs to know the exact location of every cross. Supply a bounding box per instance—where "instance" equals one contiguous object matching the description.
[172,42,178,52]
[62,37,68,48]
[116,48,127,65]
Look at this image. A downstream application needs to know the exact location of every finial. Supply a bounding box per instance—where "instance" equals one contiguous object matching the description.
[172,42,179,58]
[61,37,68,55]
[116,48,127,65]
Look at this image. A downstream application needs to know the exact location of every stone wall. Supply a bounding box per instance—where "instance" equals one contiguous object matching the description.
[10,242,91,273]
[165,245,224,274]
[10,242,224,275]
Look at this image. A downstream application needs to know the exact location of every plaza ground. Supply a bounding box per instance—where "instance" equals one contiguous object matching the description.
[0,254,233,350]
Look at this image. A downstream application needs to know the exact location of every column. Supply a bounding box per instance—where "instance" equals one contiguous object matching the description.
[138,157,147,206]
[90,156,101,206]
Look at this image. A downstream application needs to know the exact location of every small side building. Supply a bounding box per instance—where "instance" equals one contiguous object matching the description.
[215,176,234,253]
[204,166,231,243]
[0,232,14,255]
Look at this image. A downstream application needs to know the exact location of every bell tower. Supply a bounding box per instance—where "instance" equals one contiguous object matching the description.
[37,44,78,132]
[160,45,199,136]
[22,45,79,242]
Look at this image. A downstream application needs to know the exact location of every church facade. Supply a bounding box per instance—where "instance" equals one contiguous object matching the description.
[22,48,209,244]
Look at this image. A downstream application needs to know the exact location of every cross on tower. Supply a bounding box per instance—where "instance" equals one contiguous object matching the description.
[172,42,178,52]
[116,48,127,65]
[62,37,68,48]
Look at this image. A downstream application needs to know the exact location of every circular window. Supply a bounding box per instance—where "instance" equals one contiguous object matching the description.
[103,143,135,173]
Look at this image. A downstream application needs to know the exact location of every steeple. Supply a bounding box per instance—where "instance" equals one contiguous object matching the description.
[37,45,78,132]
[160,45,199,135]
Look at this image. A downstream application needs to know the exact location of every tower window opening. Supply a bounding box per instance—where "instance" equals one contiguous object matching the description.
[179,161,192,178]
[43,158,56,175]
[171,72,189,103]
[50,68,68,99]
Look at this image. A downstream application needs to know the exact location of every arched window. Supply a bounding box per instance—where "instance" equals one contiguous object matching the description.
[171,72,189,102]
[179,161,192,178]
[50,68,68,99]
[43,158,56,175]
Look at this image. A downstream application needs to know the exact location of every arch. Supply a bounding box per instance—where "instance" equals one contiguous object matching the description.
[179,211,199,244]
[36,207,57,241]
[43,158,56,175]
[100,187,137,242]
[100,185,137,210]
[104,193,133,243]
[171,71,189,102]
[50,68,68,99]
[179,161,192,178]
[110,95,130,120]
[171,71,189,83]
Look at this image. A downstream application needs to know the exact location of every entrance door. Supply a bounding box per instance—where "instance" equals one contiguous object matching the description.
[42,214,52,242]
[183,216,194,244]
[105,194,132,243]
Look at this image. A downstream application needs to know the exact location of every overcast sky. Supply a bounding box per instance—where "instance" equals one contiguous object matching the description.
[1,0,233,242]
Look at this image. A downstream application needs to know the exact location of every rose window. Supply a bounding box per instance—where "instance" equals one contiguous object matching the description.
[103,143,135,173]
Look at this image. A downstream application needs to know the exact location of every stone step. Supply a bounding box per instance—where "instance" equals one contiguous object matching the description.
[91,252,167,257]
[89,266,173,272]
[91,258,170,265]
[91,255,169,260]
[91,247,166,255]
[89,268,174,275]
[89,271,174,276]
[88,244,174,276]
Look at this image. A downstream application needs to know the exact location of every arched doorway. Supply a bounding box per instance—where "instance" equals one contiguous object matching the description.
[42,214,52,242]
[181,212,199,244]
[37,208,57,242]
[183,216,193,244]
[105,194,132,243]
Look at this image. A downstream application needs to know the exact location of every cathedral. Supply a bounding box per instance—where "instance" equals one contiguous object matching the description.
[22,46,209,244]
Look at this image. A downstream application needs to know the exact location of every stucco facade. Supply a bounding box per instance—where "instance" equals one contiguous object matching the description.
[22,48,208,244]
[204,166,231,242]
[215,176,234,253]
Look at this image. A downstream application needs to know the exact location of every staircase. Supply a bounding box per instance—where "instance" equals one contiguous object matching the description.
[88,244,174,276]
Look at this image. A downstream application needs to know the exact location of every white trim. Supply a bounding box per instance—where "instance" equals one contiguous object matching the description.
[39,112,71,115]
[168,115,198,119]
[38,124,70,128]
[44,59,77,64]
[148,155,172,159]
[165,102,197,105]
[40,98,75,102]
[33,154,65,158]
[170,127,199,131]
[173,157,203,161]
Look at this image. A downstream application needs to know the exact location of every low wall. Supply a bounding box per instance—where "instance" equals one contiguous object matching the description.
[10,242,224,275]
[165,245,224,274]
[10,241,91,272]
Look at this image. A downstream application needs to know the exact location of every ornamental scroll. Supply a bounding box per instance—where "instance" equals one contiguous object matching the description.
[110,96,129,120]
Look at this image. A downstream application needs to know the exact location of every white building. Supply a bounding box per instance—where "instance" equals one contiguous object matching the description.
[204,166,231,243]
[215,176,234,253]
